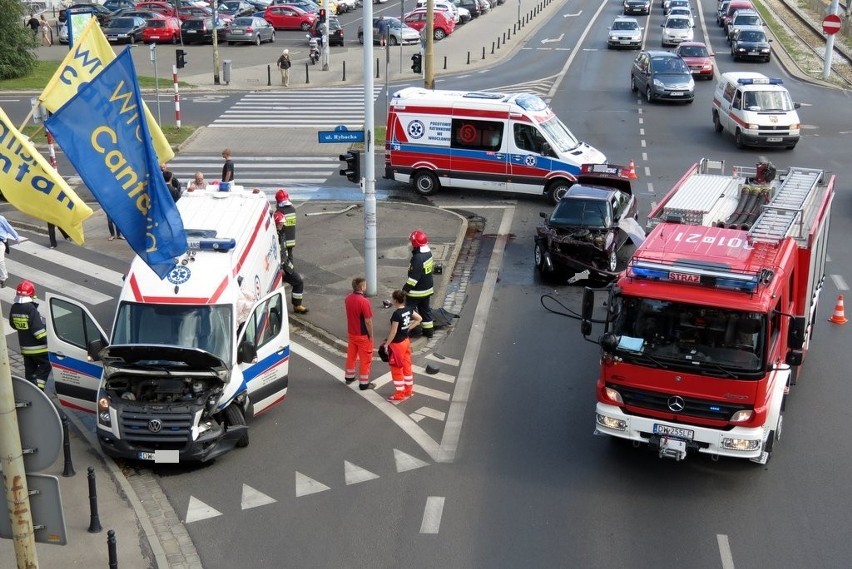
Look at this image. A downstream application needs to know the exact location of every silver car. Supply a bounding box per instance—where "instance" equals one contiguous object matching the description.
[661,15,693,46]
[358,16,421,45]
[226,16,276,45]
[608,16,643,49]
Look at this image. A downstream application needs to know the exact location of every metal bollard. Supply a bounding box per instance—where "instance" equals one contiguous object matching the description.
[482,46,485,59]
[507,28,511,39]
[513,23,517,34]
[342,60,346,81]
[376,58,380,78]
[61,415,75,477]
[267,64,271,86]
[492,41,495,54]
[108,529,118,569]
[497,36,501,49]
[87,467,102,533]
[443,56,447,69]
[305,62,310,84]
[502,32,506,43]
[467,51,470,64]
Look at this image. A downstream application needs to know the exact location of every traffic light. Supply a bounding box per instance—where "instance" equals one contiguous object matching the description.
[318,8,326,23]
[339,150,361,184]
[411,53,422,74]
[176,49,186,69]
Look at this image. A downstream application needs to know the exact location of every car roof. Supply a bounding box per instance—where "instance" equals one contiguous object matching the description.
[564,185,620,201]
[733,25,766,36]
[677,41,707,47]
[613,16,639,23]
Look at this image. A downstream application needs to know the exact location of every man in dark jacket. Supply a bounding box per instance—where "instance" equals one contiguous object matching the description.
[402,230,434,338]
[275,212,308,314]
[275,189,297,260]
[9,280,51,390]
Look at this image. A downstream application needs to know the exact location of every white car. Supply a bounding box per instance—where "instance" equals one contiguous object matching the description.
[667,7,694,27]
[608,16,643,49]
[661,15,693,46]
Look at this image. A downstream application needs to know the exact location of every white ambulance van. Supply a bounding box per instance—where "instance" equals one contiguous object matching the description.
[385,88,607,204]
[47,186,290,463]
[711,71,801,149]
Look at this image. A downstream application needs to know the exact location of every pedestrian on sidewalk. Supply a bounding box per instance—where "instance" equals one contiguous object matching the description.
[47,223,70,249]
[275,189,296,260]
[377,16,389,47]
[344,277,375,390]
[9,281,51,390]
[276,49,291,86]
[0,214,21,288]
[27,14,40,36]
[40,15,52,46]
[275,212,308,314]
[221,148,235,189]
[383,289,421,402]
[107,217,123,241]
[403,230,435,338]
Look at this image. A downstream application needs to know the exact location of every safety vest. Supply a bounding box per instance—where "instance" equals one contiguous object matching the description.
[404,248,434,298]
[9,301,47,356]
[276,204,297,249]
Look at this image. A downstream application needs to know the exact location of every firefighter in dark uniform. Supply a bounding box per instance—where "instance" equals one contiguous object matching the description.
[274,212,308,314]
[275,189,297,260]
[9,280,51,390]
[403,230,434,338]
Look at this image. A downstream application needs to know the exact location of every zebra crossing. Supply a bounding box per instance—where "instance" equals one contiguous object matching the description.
[209,86,383,129]
[168,154,341,192]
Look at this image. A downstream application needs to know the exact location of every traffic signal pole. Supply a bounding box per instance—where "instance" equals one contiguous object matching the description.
[425,0,435,89]
[363,0,377,296]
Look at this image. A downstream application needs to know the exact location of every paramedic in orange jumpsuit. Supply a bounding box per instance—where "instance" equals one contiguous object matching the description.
[344,277,375,390]
[383,289,422,402]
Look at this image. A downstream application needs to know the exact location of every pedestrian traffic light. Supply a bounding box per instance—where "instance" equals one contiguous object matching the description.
[318,8,326,23]
[411,53,422,74]
[176,49,186,69]
[339,150,361,184]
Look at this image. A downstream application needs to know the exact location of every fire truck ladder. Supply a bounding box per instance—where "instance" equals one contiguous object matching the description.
[748,167,823,244]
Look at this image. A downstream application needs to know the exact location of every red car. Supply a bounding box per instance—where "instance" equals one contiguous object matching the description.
[402,8,455,40]
[136,1,178,17]
[674,41,715,80]
[177,6,213,22]
[143,16,182,44]
[264,5,317,30]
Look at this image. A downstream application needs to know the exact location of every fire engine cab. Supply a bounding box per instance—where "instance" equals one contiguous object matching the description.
[580,158,834,463]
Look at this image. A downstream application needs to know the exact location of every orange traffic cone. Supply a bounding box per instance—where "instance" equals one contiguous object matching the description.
[627,159,638,180]
[829,294,848,325]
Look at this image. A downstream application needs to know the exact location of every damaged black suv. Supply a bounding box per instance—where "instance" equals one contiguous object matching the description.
[534,164,643,281]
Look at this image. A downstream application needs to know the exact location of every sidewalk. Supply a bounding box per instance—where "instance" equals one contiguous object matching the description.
[0,2,559,567]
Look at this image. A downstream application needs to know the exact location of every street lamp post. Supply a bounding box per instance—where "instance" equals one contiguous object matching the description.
[213,2,221,85]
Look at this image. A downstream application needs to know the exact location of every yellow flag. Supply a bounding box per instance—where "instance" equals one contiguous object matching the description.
[0,107,93,244]
[39,18,174,163]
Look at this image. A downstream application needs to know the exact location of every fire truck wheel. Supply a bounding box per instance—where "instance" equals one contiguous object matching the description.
[224,404,250,448]
[546,180,571,205]
[765,414,783,455]
[413,170,440,196]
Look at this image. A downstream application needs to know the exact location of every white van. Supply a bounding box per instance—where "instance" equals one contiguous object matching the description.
[47,186,291,463]
[711,72,800,149]
[385,88,607,204]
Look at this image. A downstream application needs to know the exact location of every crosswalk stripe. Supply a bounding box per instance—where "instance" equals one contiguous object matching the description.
[412,364,456,383]
[426,353,460,367]
[167,155,340,187]
[15,241,125,288]
[412,384,450,401]
[5,258,111,305]
[410,407,446,422]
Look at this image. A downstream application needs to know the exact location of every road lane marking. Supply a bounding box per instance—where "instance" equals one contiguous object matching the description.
[344,461,381,485]
[295,471,330,497]
[185,496,222,523]
[717,534,735,569]
[4,260,111,305]
[241,484,277,510]
[15,240,126,287]
[412,364,456,383]
[411,407,446,421]
[412,384,450,401]
[419,497,445,534]
[426,353,460,367]
[830,274,848,291]
[394,449,430,472]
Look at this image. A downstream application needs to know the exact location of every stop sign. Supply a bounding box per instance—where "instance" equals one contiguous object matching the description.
[823,14,842,35]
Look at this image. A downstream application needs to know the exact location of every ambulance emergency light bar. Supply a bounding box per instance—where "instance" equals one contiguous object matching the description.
[186,238,237,252]
[628,260,765,293]
[737,77,783,85]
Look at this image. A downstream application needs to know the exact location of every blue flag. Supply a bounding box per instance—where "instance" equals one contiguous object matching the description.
[46,48,187,279]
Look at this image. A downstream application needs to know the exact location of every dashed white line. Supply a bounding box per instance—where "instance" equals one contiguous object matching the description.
[420,497,445,534]
[830,274,849,291]
[411,407,447,421]
[717,534,735,569]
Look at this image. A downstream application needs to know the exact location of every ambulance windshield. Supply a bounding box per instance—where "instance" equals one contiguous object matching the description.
[611,297,766,375]
[112,302,233,365]
[539,116,581,153]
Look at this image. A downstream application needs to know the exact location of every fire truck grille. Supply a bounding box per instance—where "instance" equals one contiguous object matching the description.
[614,385,750,421]
[120,410,194,450]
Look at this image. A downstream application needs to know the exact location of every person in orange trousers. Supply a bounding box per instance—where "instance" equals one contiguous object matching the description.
[383,289,422,402]
[344,277,375,390]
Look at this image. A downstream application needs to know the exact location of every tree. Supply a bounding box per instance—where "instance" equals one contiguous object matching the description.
[0,0,39,80]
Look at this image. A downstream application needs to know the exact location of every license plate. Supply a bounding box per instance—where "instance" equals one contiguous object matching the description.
[670,92,684,96]
[232,29,244,34]
[620,40,632,44]
[766,137,782,142]
[138,451,155,460]
[107,36,118,40]
[653,423,694,440]
[748,51,759,55]
[187,30,198,34]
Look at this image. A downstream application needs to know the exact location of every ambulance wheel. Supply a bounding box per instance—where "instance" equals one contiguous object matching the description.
[546,180,572,204]
[713,111,723,133]
[224,404,249,448]
[735,129,746,149]
[412,170,440,196]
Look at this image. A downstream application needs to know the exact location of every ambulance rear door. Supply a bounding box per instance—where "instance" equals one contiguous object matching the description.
[45,293,108,413]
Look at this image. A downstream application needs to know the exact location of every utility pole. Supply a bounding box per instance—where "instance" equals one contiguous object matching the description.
[322,0,330,70]
[213,2,221,85]
[0,330,39,569]
[425,0,435,89]
[363,0,377,295]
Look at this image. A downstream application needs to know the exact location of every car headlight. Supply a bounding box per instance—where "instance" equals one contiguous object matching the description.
[730,409,753,423]
[748,122,759,129]
[604,386,623,404]
[653,78,666,88]
[97,396,112,426]
[597,413,628,431]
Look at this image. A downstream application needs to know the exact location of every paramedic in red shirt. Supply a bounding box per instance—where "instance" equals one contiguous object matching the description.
[345,277,375,390]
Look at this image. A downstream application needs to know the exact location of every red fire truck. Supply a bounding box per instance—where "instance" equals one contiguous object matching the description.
[580,158,834,463]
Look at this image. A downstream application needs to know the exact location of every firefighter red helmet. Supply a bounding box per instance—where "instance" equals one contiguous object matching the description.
[16,280,36,297]
[275,189,289,203]
[409,230,428,248]
[274,211,285,224]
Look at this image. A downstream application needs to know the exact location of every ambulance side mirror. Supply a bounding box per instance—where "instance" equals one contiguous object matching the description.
[87,339,106,362]
[237,341,258,364]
